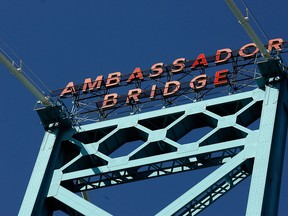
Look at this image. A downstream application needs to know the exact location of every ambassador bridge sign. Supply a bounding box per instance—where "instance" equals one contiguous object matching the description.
[52,38,285,122]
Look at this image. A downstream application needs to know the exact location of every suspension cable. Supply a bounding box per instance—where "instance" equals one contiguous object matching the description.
[0,37,52,96]
[241,0,270,42]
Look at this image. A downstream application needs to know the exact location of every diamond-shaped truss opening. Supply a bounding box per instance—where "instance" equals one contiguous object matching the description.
[109,140,145,158]
[130,141,177,160]
[138,111,184,130]
[246,119,261,131]
[98,127,148,157]
[199,127,248,147]
[63,154,108,173]
[236,101,263,130]
[177,126,214,144]
[206,98,253,116]
[58,141,81,169]
[166,113,217,143]
[72,125,117,144]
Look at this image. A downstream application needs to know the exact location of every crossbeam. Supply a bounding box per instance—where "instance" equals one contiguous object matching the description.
[19,82,288,215]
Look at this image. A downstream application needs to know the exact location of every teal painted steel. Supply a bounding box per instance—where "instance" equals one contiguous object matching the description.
[20,84,286,215]
[156,152,250,215]
[19,55,288,215]
[245,86,280,216]
[261,80,288,216]
[19,129,59,216]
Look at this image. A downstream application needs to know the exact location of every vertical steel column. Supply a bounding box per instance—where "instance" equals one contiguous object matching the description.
[245,86,278,215]
[18,84,287,215]
[246,81,287,216]
[19,128,60,216]
[262,79,288,216]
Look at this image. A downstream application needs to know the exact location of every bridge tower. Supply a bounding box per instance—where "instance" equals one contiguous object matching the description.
[19,76,288,215]
[0,1,286,215]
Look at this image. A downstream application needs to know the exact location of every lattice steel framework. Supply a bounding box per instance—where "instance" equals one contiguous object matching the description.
[19,71,288,215]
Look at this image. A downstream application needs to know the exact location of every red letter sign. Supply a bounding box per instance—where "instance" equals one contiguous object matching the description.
[215,48,232,64]
[60,82,76,97]
[163,81,180,97]
[214,69,229,86]
[191,53,208,69]
[190,74,207,90]
[82,76,103,93]
[150,62,163,78]
[150,84,157,99]
[268,38,283,52]
[106,72,121,87]
[171,58,186,73]
[127,67,144,83]
[126,88,142,104]
[102,93,118,109]
[239,43,259,58]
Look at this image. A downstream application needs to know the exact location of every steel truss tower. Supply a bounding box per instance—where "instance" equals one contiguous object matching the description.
[19,58,288,215]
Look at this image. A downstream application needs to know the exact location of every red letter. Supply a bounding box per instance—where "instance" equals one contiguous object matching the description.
[171,58,186,73]
[215,48,232,64]
[239,43,259,58]
[127,67,144,83]
[60,82,76,97]
[82,76,103,93]
[106,72,121,87]
[163,81,180,97]
[150,84,157,99]
[191,54,208,69]
[214,69,229,86]
[268,38,283,52]
[102,93,118,109]
[150,62,163,78]
[126,88,142,104]
[190,74,207,90]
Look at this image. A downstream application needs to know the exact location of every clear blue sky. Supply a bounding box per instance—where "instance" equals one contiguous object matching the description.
[0,0,287,215]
